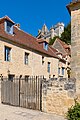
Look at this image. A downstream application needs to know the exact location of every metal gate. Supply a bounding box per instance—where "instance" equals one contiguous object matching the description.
[1,76,42,111]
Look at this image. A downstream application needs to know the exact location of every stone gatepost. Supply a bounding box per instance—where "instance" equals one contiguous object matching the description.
[67,0,80,99]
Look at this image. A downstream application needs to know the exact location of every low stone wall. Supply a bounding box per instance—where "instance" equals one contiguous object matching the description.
[42,78,76,115]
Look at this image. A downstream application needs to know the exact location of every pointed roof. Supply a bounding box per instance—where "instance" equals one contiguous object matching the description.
[41,24,49,33]
[53,38,71,55]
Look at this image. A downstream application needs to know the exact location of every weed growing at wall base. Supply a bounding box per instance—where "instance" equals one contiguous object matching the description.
[66,100,80,120]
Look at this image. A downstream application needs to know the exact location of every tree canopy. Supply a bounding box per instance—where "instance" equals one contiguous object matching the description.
[49,36,59,45]
[60,22,71,44]
[49,22,71,45]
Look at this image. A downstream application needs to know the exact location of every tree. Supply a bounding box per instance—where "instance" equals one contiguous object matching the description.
[49,36,59,45]
[60,22,71,44]
[49,22,71,45]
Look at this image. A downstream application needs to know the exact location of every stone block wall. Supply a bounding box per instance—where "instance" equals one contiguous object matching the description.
[42,78,76,115]
[0,37,59,79]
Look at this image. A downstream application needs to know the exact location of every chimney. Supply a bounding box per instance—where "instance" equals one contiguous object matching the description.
[15,23,20,28]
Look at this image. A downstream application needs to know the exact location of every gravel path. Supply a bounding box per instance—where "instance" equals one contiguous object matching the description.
[0,103,66,120]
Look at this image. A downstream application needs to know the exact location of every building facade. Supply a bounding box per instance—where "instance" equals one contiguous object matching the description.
[52,38,71,78]
[0,16,67,79]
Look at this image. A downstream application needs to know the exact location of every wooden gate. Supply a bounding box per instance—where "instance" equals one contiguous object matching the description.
[1,76,42,111]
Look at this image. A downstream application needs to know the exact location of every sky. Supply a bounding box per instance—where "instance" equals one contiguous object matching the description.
[0,0,71,36]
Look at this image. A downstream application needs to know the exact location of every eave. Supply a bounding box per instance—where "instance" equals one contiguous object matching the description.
[66,1,80,15]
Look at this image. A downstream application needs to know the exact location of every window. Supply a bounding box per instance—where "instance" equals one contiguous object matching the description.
[5,46,11,61]
[24,52,29,65]
[5,20,13,34]
[43,42,48,50]
[58,68,60,75]
[62,67,65,75]
[25,75,29,82]
[8,74,15,82]
[42,56,44,65]
[47,62,50,73]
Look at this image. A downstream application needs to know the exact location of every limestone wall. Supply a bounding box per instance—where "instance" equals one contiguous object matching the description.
[0,37,58,79]
[70,2,80,96]
[42,78,76,115]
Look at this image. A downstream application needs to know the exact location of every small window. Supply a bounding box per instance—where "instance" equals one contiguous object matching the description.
[8,74,15,82]
[42,56,44,65]
[5,46,11,62]
[5,20,13,34]
[43,42,48,50]
[24,52,29,65]
[62,67,65,75]
[25,75,29,82]
[47,62,50,73]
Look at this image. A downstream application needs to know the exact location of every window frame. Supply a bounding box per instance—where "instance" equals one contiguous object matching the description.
[42,56,44,65]
[43,42,48,51]
[24,52,29,65]
[4,46,11,62]
[47,62,50,73]
[4,20,13,35]
[62,67,65,75]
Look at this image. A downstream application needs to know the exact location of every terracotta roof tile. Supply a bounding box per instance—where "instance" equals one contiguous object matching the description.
[37,38,48,43]
[0,16,58,59]
[56,38,71,55]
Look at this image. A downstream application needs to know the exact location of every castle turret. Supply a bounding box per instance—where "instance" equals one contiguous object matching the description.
[54,22,64,37]
[41,24,49,34]
[50,26,54,39]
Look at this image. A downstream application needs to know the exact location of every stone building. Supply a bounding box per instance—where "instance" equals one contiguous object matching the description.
[37,38,69,78]
[0,16,67,79]
[52,38,71,78]
[36,22,64,43]
[67,0,80,96]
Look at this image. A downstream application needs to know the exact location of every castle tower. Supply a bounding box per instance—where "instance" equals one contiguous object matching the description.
[54,22,64,37]
[67,0,80,96]
[50,26,54,39]
[41,24,49,34]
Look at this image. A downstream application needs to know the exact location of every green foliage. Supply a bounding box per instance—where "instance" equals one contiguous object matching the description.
[60,22,71,44]
[49,36,59,45]
[49,22,71,45]
[66,101,80,120]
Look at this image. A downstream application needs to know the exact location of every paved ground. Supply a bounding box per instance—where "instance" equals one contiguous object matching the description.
[0,103,67,120]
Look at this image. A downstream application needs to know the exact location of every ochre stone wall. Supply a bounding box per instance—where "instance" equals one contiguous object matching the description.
[0,37,59,78]
[69,2,80,96]
[42,78,76,115]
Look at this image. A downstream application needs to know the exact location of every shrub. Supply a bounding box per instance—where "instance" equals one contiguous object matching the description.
[66,101,80,120]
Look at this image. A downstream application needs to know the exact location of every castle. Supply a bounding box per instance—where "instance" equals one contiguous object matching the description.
[37,22,64,42]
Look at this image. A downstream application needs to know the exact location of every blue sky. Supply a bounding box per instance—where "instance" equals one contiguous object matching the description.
[0,0,71,36]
